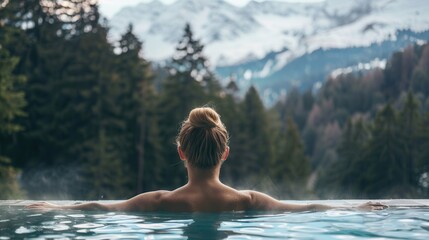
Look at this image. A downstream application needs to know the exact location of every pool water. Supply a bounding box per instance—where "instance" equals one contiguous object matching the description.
[1,200,429,239]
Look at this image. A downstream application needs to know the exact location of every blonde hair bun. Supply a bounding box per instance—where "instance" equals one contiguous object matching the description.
[177,107,229,169]
[188,107,220,129]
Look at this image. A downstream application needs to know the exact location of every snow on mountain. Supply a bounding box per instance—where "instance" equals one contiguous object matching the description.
[108,0,429,104]
[109,0,429,66]
[305,0,429,51]
[109,0,259,63]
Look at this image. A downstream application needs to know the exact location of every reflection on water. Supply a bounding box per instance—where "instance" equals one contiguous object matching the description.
[1,204,429,239]
[184,214,234,240]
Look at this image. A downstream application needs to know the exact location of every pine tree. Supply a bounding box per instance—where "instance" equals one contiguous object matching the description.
[225,78,239,98]
[399,92,420,187]
[116,24,162,193]
[169,23,219,96]
[410,45,429,96]
[383,52,403,100]
[37,3,132,199]
[417,111,429,196]
[361,104,409,198]
[239,86,272,183]
[317,119,370,198]
[0,0,68,198]
[216,87,245,185]
[157,23,217,188]
[272,117,310,198]
[411,68,429,96]
[0,46,26,199]
[0,50,26,134]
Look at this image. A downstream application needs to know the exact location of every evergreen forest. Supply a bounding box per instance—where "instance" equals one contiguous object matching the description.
[1,0,428,200]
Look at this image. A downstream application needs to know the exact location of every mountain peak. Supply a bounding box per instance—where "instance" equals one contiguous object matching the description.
[109,0,429,65]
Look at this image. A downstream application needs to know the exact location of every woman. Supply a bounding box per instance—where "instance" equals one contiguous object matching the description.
[27,107,386,212]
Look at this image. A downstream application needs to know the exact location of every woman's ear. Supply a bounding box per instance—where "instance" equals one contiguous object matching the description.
[178,146,186,161]
[222,146,230,161]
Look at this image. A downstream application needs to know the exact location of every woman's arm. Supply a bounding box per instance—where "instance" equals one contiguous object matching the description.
[26,191,169,212]
[244,191,387,212]
[26,202,108,211]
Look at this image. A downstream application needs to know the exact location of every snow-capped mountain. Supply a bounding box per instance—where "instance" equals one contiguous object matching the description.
[109,0,429,104]
[110,0,259,64]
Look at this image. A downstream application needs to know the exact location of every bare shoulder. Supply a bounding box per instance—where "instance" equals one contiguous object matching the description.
[135,190,170,199]
[238,190,311,211]
[109,190,170,212]
[239,190,279,211]
[236,190,252,202]
[134,190,170,209]
[231,189,252,207]
[238,190,336,212]
[240,190,272,199]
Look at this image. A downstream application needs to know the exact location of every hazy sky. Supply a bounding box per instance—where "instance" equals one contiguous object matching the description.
[99,0,325,18]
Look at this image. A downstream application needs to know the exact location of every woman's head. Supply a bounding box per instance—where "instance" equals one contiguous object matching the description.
[176,107,229,169]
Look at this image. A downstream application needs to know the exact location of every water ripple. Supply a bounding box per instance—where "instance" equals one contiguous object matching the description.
[2,205,429,239]
[15,226,36,234]
[73,223,104,229]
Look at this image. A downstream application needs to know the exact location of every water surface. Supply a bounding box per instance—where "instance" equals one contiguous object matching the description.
[1,200,428,239]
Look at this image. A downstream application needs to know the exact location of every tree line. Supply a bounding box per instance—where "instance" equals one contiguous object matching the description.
[276,43,429,198]
[0,0,428,200]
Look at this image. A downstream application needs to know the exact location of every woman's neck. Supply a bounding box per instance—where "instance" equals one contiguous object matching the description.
[186,165,222,186]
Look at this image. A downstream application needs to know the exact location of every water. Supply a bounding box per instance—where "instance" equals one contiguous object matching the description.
[1,200,429,239]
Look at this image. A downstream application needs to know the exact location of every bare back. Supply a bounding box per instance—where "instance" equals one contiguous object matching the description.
[157,184,252,212]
